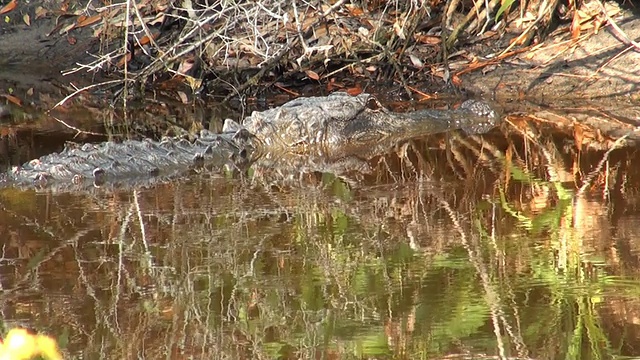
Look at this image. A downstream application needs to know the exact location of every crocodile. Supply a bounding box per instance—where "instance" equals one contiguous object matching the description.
[1,92,501,191]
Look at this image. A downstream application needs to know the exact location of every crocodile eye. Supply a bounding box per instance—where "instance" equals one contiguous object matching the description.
[366,97,382,110]
[93,168,106,183]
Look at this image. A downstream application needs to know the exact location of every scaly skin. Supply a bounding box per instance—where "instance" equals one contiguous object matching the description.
[1,92,501,190]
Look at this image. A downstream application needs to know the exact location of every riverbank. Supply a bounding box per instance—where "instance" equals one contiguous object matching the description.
[0,0,637,149]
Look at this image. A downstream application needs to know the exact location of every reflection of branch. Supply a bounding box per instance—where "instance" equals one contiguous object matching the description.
[0,229,89,300]
[133,189,153,269]
[439,198,528,358]
[577,129,638,196]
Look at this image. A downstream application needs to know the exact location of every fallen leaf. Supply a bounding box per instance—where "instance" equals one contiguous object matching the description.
[177,58,196,75]
[76,14,101,28]
[139,31,160,46]
[451,74,462,86]
[3,94,23,107]
[393,20,406,40]
[305,69,320,81]
[116,52,132,68]
[345,4,364,16]
[35,6,47,19]
[573,123,584,150]
[570,10,582,40]
[177,91,189,104]
[326,79,337,91]
[415,34,441,45]
[0,0,17,15]
[409,54,423,68]
[183,75,202,91]
[346,87,362,96]
[23,14,30,26]
[61,22,76,34]
[67,36,76,45]
[149,12,165,26]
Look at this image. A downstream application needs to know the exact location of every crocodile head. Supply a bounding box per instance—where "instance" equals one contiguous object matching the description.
[234,93,373,152]
[222,92,502,158]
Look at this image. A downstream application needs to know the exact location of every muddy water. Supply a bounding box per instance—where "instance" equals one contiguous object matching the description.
[1,107,640,360]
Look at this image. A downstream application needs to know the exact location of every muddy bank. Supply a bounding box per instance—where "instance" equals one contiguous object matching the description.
[0,1,98,97]
[461,8,640,148]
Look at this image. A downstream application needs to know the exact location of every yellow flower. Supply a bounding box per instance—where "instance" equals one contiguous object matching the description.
[1,329,37,360]
[0,329,62,360]
[36,335,62,360]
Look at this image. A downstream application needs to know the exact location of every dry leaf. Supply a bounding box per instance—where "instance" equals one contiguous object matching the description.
[139,31,160,46]
[177,58,196,75]
[345,4,364,16]
[570,10,582,40]
[67,36,77,45]
[177,91,189,104]
[451,74,462,86]
[415,34,441,45]
[35,6,47,19]
[23,14,30,26]
[184,75,202,91]
[305,70,320,81]
[3,94,23,106]
[149,12,165,26]
[573,123,584,150]
[0,0,17,15]
[61,22,76,34]
[409,54,423,68]
[346,87,362,96]
[76,14,101,28]
[393,20,405,40]
[116,52,132,68]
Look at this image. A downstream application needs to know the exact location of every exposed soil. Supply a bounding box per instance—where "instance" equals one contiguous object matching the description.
[0,1,98,95]
[462,7,640,148]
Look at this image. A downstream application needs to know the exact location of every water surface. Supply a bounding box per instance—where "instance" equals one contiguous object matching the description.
[1,105,640,360]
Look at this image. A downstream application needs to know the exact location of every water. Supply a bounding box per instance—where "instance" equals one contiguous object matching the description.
[1,108,640,359]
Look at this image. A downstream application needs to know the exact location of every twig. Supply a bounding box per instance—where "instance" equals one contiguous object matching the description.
[50,116,106,138]
[221,42,294,103]
[221,0,346,102]
[51,79,123,109]
[598,1,640,50]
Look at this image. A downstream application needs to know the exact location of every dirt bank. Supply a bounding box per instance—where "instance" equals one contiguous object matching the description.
[461,7,640,148]
[0,1,97,95]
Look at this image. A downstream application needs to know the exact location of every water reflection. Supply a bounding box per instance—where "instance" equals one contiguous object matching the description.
[1,117,640,359]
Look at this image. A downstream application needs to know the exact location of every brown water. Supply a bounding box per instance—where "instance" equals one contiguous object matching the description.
[1,106,640,360]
